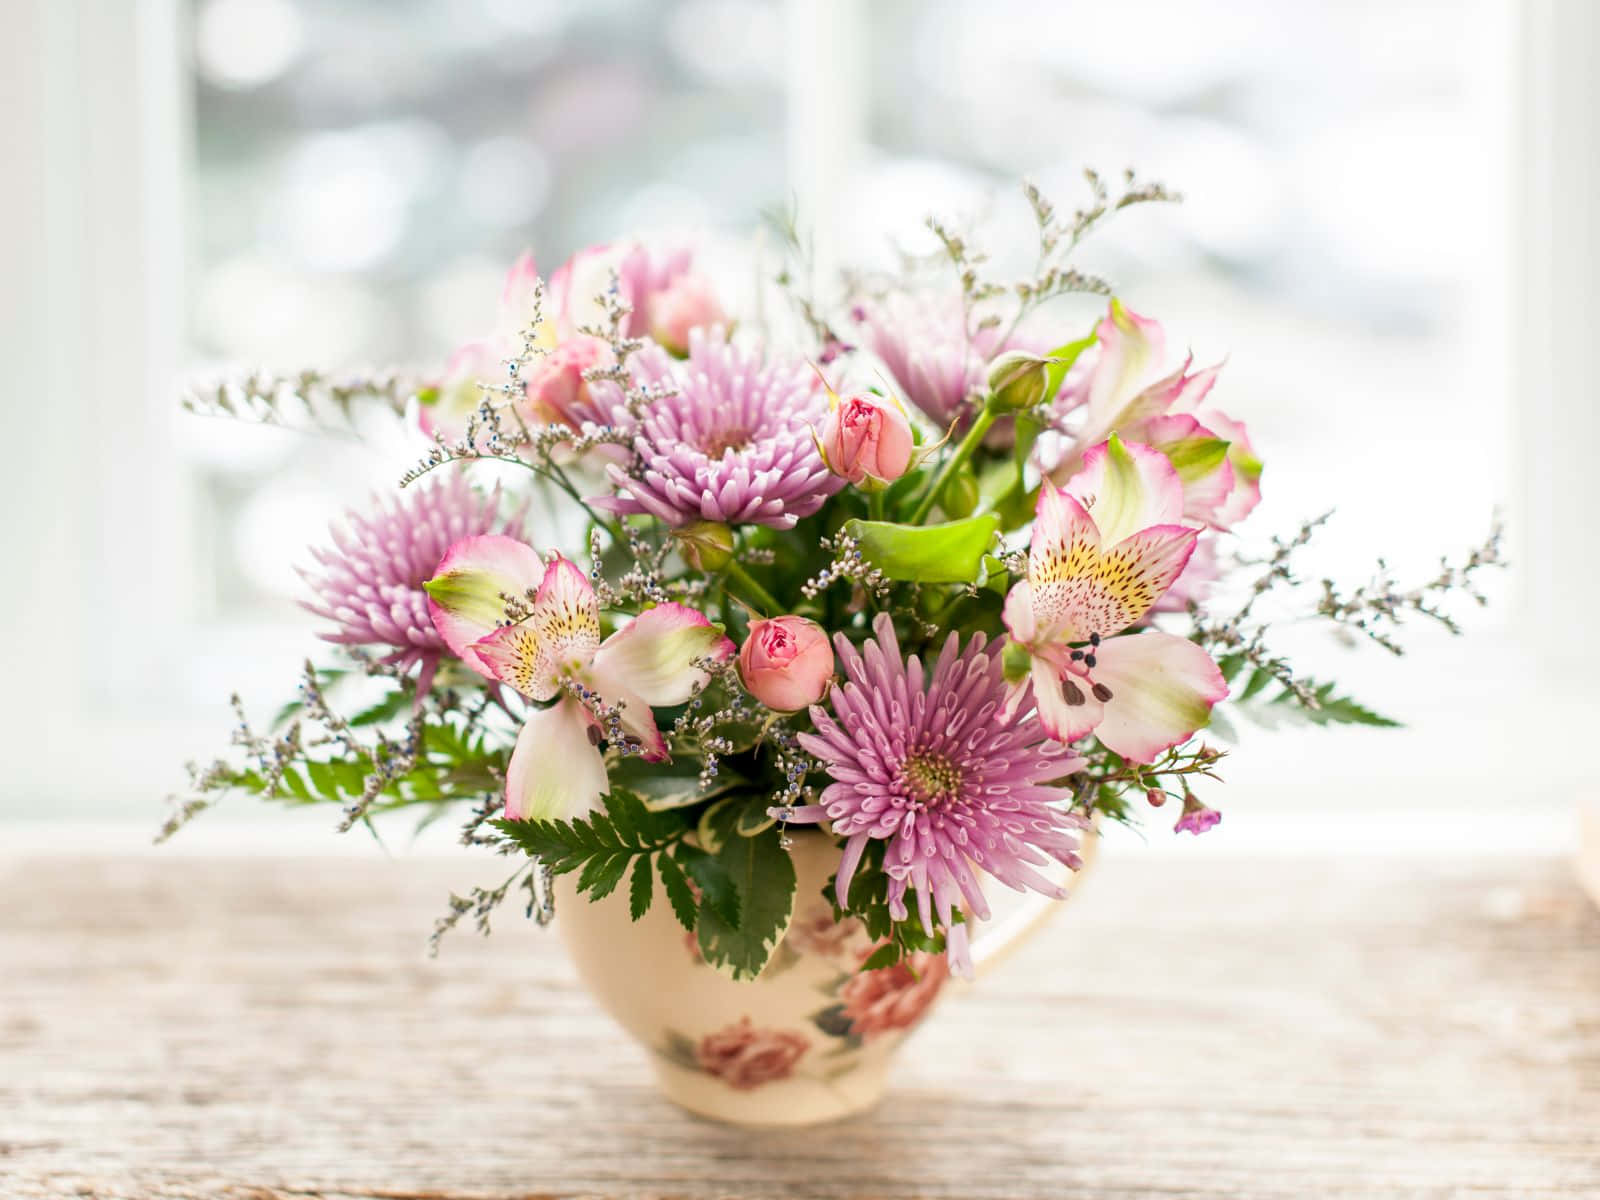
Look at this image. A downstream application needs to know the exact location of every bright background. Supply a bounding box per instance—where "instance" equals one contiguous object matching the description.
[3,0,1595,856]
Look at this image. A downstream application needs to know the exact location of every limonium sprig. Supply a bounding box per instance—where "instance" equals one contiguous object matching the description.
[167,175,1502,979]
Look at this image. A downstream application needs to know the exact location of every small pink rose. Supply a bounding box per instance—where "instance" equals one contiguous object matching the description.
[695,1018,810,1090]
[738,616,834,713]
[647,272,727,355]
[521,335,610,431]
[838,949,950,1038]
[818,392,914,485]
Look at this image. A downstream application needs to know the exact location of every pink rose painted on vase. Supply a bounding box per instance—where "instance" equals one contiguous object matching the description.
[695,1018,810,1090]
[838,951,951,1038]
[783,903,869,962]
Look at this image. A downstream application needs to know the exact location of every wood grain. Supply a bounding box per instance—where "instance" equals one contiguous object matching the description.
[2,851,1597,1199]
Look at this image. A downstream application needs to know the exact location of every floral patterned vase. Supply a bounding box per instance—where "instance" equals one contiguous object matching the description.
[554,828,1091,1126]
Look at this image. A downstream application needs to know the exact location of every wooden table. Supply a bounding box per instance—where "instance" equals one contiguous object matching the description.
[4,850,1597,1199]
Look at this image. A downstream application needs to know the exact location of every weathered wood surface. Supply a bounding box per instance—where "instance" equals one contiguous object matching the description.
[3,851,1597,1199]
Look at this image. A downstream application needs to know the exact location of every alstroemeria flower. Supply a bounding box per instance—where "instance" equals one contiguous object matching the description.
[421,253,559,443]
[425,534,735,820]
[1004,436,1228,763]
[1051,300,1261,530]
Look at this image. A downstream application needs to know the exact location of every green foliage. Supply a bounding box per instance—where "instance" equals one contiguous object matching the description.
[225,716,505,811]
[1252,680,1400,728]
[844,514,1000,583]
[496,791,797,981]
[693,804,797,981]
[606,754,749,811]
[826,841,945,968]
[493,792,689,884]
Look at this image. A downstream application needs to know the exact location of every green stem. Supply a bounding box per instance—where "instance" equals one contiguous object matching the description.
[868,488,887,521]
[909,404,998,525]
[722,558,782,616]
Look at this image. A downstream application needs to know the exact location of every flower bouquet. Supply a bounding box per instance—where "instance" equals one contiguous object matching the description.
[172,174,1500,1124]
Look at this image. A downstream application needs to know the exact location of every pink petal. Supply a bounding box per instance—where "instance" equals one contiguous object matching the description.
[504,696,610,821]
[1029,656,1103,745]
[589,602,734,708]
[425,534,547,674]
[1087,631,1228,764]
[1064,434,1187,547]
[1080,299,1166,441]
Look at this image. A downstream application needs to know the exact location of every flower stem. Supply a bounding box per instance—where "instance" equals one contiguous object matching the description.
[723,558,782,616]
[909,404,998,525]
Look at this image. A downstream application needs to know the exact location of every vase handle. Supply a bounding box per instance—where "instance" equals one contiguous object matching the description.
[970,826,1100,978]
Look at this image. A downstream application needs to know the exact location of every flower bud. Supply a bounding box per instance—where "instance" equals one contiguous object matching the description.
[1146,788,1166,808]
[674,521,735,571]
[738,616,834,712]
[986,350,1051,413]
[647,273,727,356]
[817,392,914,487]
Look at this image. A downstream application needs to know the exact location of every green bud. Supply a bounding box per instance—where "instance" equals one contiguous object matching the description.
[674,521,735,571]
[1001,639,1033,685]
[986,350,1051,413]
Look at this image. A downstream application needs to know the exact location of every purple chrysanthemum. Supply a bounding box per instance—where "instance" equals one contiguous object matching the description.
[785,613,1088,977]
[301,473,520,695]
[599,329,841,529]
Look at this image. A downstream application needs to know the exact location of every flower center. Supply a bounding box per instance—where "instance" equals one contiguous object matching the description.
[902,751,963,807]
[701,428,753,457]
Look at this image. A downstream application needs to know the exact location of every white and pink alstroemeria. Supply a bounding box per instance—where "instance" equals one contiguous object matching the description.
[421,253,559,443]
[1052,299,1261,531]
[424,533,735,821]
[1005,435,1228,763]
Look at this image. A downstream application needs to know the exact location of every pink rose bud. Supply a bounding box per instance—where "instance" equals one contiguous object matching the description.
[818,392,914,486]
[738,616,834,712]
[1146,788,1166,808]
[522,335,609,430]
[647,273,726,355]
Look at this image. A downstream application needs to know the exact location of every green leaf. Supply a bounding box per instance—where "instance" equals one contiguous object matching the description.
[844,514,1000,583]
[577,851,630,901]
[695,794,742,854]
[858,943,902,973]
[696,822,797,981]
[657,851,698,932]
[628,855,654,921]
[682,844,740,928]
[607,755,748,811]
[1232,679,1402,730]
[734,799,776,838]
[1162,435,1231,483]
[1288,682,1401,728]
[350,691,412,727]
[1041,330,1097,400]
[1237,668,1275,703]
[492,792,690,880]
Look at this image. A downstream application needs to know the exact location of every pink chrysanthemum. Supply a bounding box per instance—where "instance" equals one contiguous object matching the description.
[301,473,520,695]
[854,294,1002,429]
[599,329,841,529]
[784,613,1088,977]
